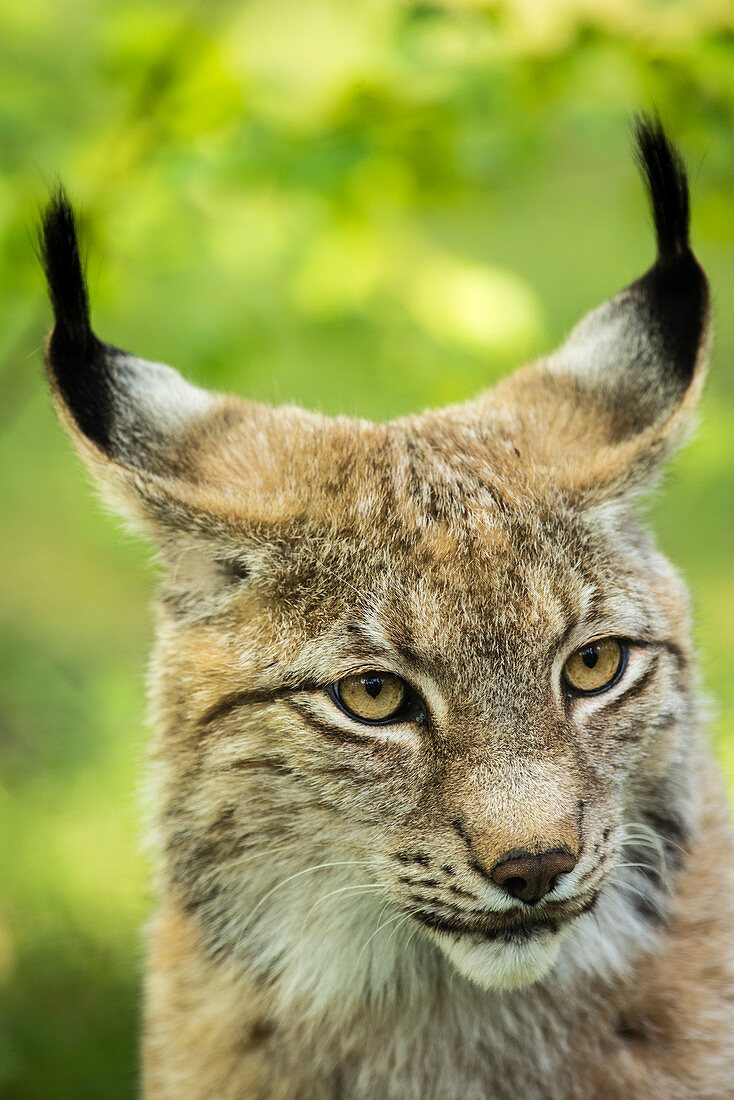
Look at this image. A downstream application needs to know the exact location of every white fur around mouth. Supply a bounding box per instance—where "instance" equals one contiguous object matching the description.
[435,923,567,991]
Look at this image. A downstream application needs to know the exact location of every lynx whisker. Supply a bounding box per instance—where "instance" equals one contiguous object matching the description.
[301,883,387,929]
[356,909,406,970]
[610,878,666,916]
[621,820,684,858]
[381,913,414,957]
[615,861,665,882]
[618,825,670,876]
[592,909,606,957]
[404,917,423,956]
[243,861,376,930]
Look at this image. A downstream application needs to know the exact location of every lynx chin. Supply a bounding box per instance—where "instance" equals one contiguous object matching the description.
[40,119,734,1098]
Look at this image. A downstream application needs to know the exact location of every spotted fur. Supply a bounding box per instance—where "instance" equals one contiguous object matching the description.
[41,119,734,1098]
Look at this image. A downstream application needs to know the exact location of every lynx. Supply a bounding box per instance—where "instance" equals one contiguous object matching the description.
[40,120,734,1098]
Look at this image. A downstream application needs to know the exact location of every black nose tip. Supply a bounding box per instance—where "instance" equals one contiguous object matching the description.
[491,848,578,904]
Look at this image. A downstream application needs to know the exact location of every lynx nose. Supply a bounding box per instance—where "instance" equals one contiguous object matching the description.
[491,849,577,904]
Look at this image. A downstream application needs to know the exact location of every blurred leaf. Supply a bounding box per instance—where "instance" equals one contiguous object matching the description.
[405,247,544,354]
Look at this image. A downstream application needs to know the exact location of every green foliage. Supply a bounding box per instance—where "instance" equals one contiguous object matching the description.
[1,1,734,1095]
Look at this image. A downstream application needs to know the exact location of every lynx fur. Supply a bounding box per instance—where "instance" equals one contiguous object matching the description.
[40,120,734,1098]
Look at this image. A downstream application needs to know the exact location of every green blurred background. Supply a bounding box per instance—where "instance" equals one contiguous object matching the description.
[1,1,733,1095]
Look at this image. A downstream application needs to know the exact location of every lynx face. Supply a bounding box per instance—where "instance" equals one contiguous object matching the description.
[146,412,695,994]
[40,122,708,999]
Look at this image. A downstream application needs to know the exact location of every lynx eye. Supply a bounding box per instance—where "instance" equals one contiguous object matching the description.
[563,638,626,696]
[332,672,409,724]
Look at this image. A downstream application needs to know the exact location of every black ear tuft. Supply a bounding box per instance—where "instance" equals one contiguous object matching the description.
[39,188,93,350]
[633,115,690,265]
[629,117,709,393]
[39,188,115,452]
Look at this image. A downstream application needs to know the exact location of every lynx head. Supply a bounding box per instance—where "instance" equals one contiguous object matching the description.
[40,120,709,1004]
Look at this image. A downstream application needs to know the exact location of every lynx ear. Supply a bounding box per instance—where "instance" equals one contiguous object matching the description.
[40,192,228,533]
[492,118,710,502]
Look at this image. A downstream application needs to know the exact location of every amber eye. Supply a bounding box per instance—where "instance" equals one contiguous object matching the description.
[332,672,409,724]
[563,639,626,696]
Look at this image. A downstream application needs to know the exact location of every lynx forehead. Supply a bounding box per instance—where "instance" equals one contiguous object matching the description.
[40,120,734,1099]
